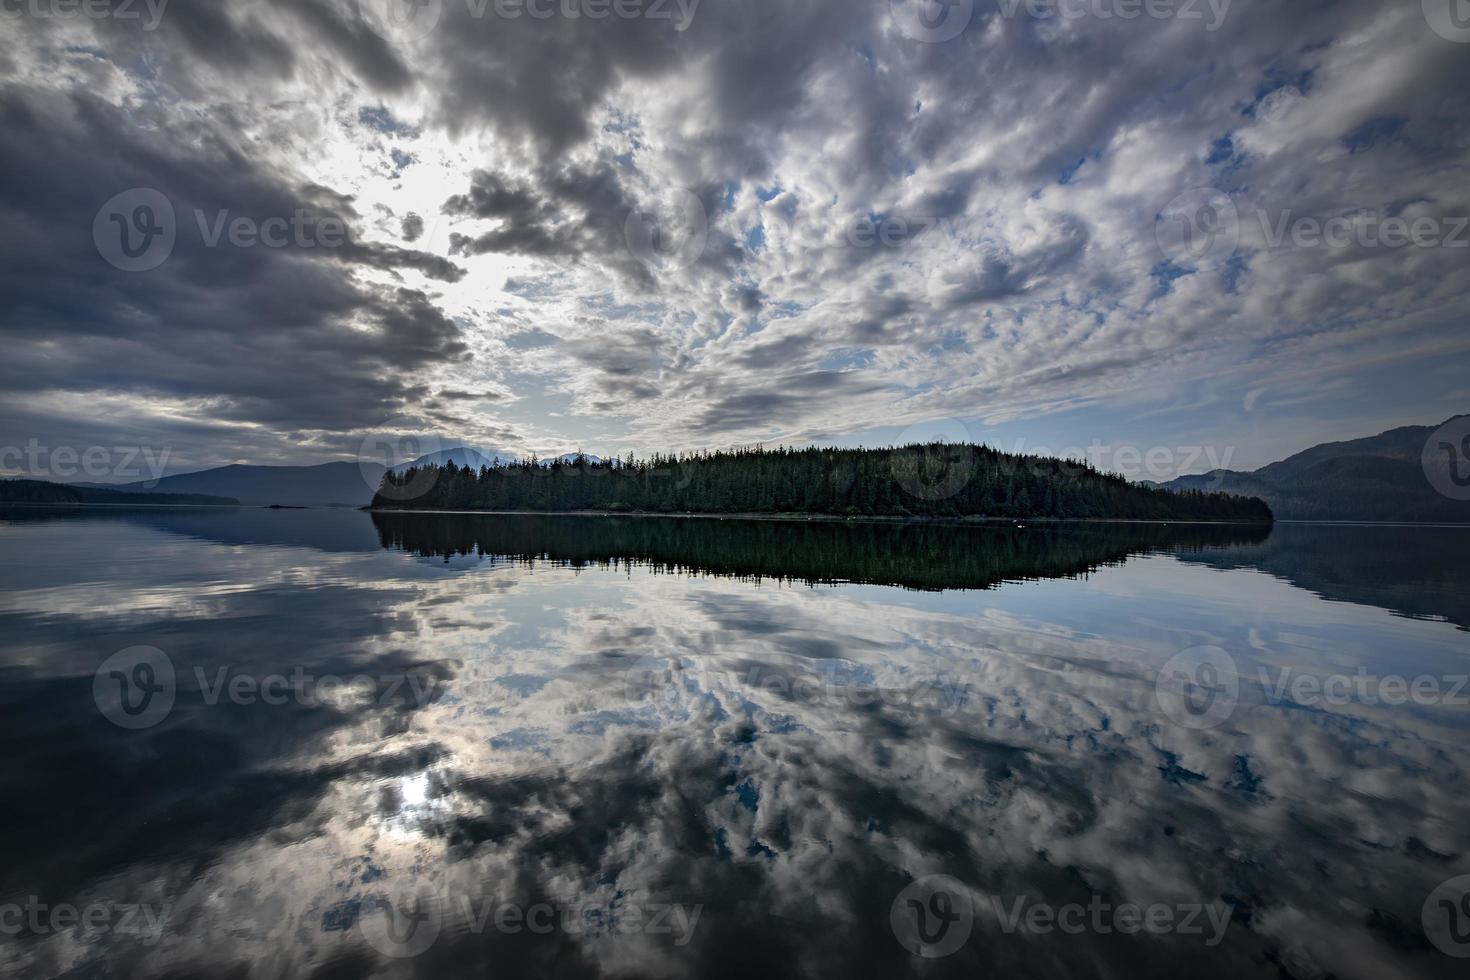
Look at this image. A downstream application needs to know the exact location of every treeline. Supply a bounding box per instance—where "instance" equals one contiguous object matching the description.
[371,443,1272,522]
[371,513,1271,592]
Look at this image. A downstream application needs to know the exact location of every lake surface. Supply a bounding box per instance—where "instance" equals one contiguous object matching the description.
[1,507,1467,978]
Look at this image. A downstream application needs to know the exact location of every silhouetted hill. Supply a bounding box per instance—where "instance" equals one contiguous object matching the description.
[372,443,1273,522]
[1157,416,1470,522]
[94,461,378,507]
[0,479,236,506]
[78,446,525,507]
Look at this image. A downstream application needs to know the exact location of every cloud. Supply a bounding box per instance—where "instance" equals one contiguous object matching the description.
[0,81,470,457]
[1,0,1468,468]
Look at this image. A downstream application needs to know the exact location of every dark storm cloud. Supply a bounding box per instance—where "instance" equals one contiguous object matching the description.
[271,0,416,91]
[443,161,742,289]
[70,0,416,94]
[689,371,889,434]
[558,326,672,405]
[425,0,700,155]
[0,85,467,438]
[940,216,1092,310]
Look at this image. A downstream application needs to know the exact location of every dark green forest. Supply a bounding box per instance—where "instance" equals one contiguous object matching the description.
[371,443,1272,522]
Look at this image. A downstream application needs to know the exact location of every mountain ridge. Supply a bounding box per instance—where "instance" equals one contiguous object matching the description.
[1154,414,1469,522]
[65,447,586,506]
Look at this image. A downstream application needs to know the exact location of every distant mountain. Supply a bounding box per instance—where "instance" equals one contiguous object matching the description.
[1155,416,1470,522]
[76,446,559,507]
[395,448,603,469]
[549,452,601,465]
[397,447,515,472]
[95,461,381,507]
[0,479,237,506]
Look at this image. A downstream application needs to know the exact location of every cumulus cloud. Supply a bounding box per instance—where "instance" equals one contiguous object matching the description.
[1,0,1467,469]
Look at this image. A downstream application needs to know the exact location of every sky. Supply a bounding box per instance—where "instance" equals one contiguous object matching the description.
[2,0,1468,482]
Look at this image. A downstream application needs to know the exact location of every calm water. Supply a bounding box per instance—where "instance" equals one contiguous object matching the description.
[1,508,1468,979]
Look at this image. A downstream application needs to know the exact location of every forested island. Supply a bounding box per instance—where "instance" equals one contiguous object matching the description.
[371,443,1272,522]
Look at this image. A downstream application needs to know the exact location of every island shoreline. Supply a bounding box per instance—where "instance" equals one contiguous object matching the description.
[366,507,1274,527]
